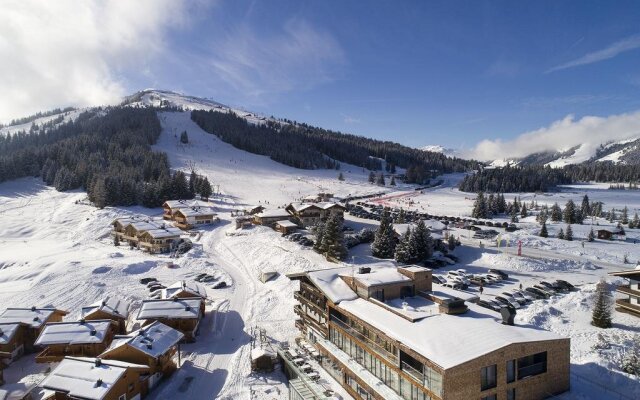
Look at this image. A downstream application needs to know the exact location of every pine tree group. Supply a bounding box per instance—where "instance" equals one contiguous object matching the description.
[393,219,434,264]
[591,280,612,329]
[318,213,348,261]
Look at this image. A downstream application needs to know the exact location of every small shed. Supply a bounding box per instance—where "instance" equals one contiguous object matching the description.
[251,347,277,372]
[275,220,298,235]
[260,270,279,283]
[597,229,625,240]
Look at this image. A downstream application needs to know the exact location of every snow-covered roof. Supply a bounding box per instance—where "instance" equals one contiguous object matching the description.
[0,323,22,345]
[127,220,164,232]
[35,320,114,346]
[276,220,298,228]
[255,209,291,218]
[0,308,62,329]
[288,202,344,212]
[174,206,217,218]
[143,227,182,239]
[137,298,201,321]
[104,321,184,359]
[163,199,208,209]
[342,268,411,288]
[81,297,129,320]
[251,347,275,360]
[163,280,207,299]
[339,298,563,369]
[430,284,479,303]
[40,357,148,400]
[306,268,358,304]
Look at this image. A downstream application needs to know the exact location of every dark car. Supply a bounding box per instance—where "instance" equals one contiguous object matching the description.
[140,277,157,285]
[539,281,563,293]
[432,276,446,284]
[478,299,501,312]
[525,287,549,299]
[488,269,508,280]
[213,281,227,289]
[555,280,575,291]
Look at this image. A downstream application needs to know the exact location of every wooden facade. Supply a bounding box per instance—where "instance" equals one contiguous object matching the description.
[0,322,27,362]
[35,320,118,363]
[285,202,345,227]
[0,307,68,355]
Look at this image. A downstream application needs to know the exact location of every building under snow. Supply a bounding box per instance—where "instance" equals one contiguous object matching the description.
[289,265,570,400]
[81,297,129,334]
[609,268,640,318]
[0,307,68,357]
[285,202,345,227]
[34,319,118,363]
[136,298,203,342]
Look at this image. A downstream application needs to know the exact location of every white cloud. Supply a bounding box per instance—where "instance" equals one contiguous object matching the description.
[0,0,191,122]
[342,114,361,124]
[464,110,640,161]
[204,18,346,102]
[547,34,640,73]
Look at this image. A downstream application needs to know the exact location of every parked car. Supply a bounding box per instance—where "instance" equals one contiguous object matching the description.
[470,276,488,286]
[447,273,470,286]
[442,282,463,290]
[494,295,520,309]
[555,280,575,291]
[537,282,561,293]
[488,269,509,280]
[432,275,446,284]
[478,299,501,312]
[512,289,534,302]
[213,281,227,289]
[502,292,527,305]
[140,277,157,285]
[525,287,549,299]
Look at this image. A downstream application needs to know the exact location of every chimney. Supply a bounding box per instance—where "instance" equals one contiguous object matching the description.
[90,329,97,336]
[146,344,153,350]
[500,307,516,326]
[31,306,36,311]
[80,319,86,324]
[95,378,103,387]
[95,358,102,367]
[185,306,191,311]
[102,300,107,306]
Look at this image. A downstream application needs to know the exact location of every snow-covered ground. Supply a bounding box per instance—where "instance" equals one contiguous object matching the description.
[1,108,639,399]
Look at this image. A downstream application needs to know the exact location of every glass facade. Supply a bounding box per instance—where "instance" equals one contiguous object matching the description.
[506,359,516,383]
[481,364,497,391]
[517,351,547,380]
[329,325,438,400]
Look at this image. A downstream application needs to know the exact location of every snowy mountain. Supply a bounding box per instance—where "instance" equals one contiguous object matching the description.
[420,144,459,158]
[490,136,640,168]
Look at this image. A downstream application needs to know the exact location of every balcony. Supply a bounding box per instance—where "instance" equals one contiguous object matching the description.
[616,285,640,298]
[401,361,424,383]
[616,298,640,315]
[330,315,397,364]
[294,292,327,314]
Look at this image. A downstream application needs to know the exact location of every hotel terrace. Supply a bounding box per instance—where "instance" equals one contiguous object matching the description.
[288,265,570,400]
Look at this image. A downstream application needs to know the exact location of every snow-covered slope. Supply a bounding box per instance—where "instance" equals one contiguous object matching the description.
[420,144,459,158]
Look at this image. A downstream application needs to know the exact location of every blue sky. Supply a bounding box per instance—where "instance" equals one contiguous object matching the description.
[3,0,640,159]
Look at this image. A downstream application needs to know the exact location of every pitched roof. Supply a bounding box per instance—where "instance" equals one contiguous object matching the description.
[174,206,217,218]
[0,308,65,329]
[35,320,114,346]
[137,298,201,320]
[81,297,129,320]
[143,227,182,239]
[40,357,148,400]
[276,220,298,228]
[255,209,291,218]
[163,280,208,299]
[103,321,184,359]
[0,323,23,345]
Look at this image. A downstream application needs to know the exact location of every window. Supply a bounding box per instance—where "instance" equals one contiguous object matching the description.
[118,395,126,400]
[481,364,497,391]
[129,383,134,392]
[517,351,547,380]
[507,388,516,400]
[481,395,497,400]
[506,359,516,383]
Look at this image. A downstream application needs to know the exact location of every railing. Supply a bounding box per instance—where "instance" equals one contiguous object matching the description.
[401,361,424,383]
[616,285,640,297]
[518,363,546,379]
[294,292,327,314]
[330,315,397,363]
[616,298,640,314]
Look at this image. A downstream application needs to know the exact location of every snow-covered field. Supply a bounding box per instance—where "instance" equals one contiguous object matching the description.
[1,108,639,399]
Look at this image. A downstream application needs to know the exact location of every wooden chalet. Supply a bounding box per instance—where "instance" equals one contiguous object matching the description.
[34,319,118,363]
[172,206,218,230]
[285,202,345,227]
[137,227,182,254]
[253,209,292,227]
[302,193,334,203]
[100,321,184,389]
[275,220,298,235]
[609,268,640,318]
[113,217,182,252]
[136,298,203,342]
[162,199,210,220]
[0,322,28,363]
[39,356,150,400]
[244,205,265,215]
[597,228,626,240]
[0,307,68,355]
[81,297,129,334]
[162,281,207,316]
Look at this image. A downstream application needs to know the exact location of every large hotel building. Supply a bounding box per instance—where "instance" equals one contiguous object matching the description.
[289,265,570,400]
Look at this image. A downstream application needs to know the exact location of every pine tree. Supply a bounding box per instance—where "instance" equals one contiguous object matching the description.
[371,208,396,259]
[113,235,120,246]
[520,203,528,218]
[390,176,396,186]
[413,219,433,261]
[617,222,626,235]
[189,170,197,197]
[200,177,212,200]
[557,228,565,240]
[368,171,376,183]
[621,336,640,376]
[588,227,595,242]
[447,234,457,251]
[320,213,348,260]
[539,221,548,238]
[631,213,640,229]
[622,206,629,224]
[397,209,406,224]
[565,224,573,241]
[376,173,386,186]
[581,194,591,218]
[563,200,576,223]
[592,279,612,328]
[338,172,345,181]
[394,227,413,264]
[609,209,616,223]
[551,203,562,222]
[472,192,488,219]
[180,131,189,144]
[313,222,325,253]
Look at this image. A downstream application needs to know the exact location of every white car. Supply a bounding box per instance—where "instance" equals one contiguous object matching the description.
[447,273,470,285]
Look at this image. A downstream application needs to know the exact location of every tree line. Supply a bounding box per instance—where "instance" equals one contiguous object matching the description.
[0,107,211,208]
[191,109,478,183]
[460,163,640,193]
